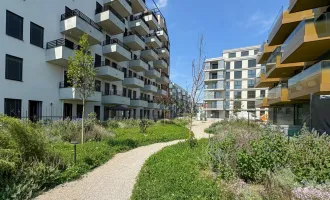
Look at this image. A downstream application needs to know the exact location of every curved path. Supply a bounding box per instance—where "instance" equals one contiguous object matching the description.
[35,120,213,200]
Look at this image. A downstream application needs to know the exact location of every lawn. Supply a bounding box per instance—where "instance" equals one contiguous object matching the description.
[131,139,222,200]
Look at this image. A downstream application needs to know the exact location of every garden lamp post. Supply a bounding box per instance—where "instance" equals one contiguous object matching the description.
[71,141,79,165]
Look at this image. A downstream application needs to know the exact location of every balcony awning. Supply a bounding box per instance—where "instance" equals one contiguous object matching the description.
[106,105,130,111]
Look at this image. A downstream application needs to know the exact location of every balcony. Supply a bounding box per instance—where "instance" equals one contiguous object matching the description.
[268,7,313,46]
[157,47,170,58]
[288,60,330,100]
[267,84,290,105]
[123,76,144,88]
[95,6,125,35]
[59,82,101,102]
[141,48,159,61]
[288,0,330,13]
[143,11,159,30]
[142,84,158,93]
[156,73,170,84]
[145,67,161,79]
[148,102,160,109]
[257,42,280,64]
[156,29,169,42]
[265,46,304,78]
[158,89,167,96]
[204,75,224,82]
[102,39,132,62]
[102,90,130,105]
[123,33,145,51]
[46,39,75,67]
[104,0,132,18]
[129,58,149,72]
[145,34,162,49]
[131,0,147,14]
[129,16,150,36]
[255,68,280,88]
[96,62,124,81]
[60,8,103,45]
[281,12,330,64]
[153,59,168,69]
[130,98,148,107]
[255,98,269,108]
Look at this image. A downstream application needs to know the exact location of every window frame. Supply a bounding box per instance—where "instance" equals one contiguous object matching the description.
[4,98,22,118]
[248,59,257,68]
[241,51,249,57]
[229,53,236,58]
[234,71,242,79]
[6,10,24,40]
[247,101,255,109]
[248,91,256,99]
[234,61,242,69]
[5,54,23,82]
[30,22,44,48]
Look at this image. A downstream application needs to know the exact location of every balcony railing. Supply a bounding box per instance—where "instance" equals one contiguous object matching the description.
[102,38,132,52]
[266,46,281,64]
[130,15,150,28]
[161,72,169,78]
[142,10,158,22]
[268,83,288,99]
[46,38,80,50]
[289,60,330,87]
[124,31,145,42]
[61,8,102,32]
[131,96,148,101]
[59,81,72,88]
[146,33,162,43]
[103,90,125,97]
[95,5,125,23]
[94,61,125,72]
[282,20,306,57]
[268,6,283,43]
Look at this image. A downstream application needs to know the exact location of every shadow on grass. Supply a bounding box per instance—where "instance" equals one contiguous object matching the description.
[107,138,138,150]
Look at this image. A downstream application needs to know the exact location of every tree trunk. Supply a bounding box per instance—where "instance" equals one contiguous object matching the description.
[82,98,85,144]
[164,109,166,125]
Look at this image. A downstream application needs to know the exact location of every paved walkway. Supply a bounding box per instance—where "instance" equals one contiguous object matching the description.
[35,120,213,200]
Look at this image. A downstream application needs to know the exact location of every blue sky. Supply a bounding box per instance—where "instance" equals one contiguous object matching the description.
[147,0,288,89]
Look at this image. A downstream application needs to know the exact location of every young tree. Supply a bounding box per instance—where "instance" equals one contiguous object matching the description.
[154,95,174,123]
[67,34,97,144]
[188,35,206,145]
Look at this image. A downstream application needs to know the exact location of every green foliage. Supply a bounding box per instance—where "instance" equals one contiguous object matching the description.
[139,119,151,133]
[131,140,222,200]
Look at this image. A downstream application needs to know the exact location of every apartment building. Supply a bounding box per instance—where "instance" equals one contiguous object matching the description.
[169,82,190,118]
[255,0,330,132]
[204,46,268,120]
[1,0,170,121]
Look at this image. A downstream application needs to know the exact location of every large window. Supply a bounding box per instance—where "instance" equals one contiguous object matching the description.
[260,90,266,98]
[241,51,249,57]
[234,101,241,110]
[226,62,231,70]
[226,82,230,90]
[234,71,242,79]
[225,91,230,99]
[226,72,230,79]
[6,55,23,81]
[211,64,218,69]
[6,10,23,40]
[247,101,255,109]
[229,53,236,58]
[234,61,242,69]
[248,91,256,98]
[248,80,255,88]
[94,54,102,67]
[248,59,256,68]
[248,70,256,78]
[234,81,242,89]
[30,22,44,48]
[234,91,241,99]
[4,98,22,118]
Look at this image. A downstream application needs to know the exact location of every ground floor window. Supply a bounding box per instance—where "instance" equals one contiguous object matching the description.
[4,98,22,118]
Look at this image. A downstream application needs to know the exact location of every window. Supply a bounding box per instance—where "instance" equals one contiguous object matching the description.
[248,80,255,88]
[234,91,241,99]
[260,90,266,98]
[30,22,44,48]
[211,73,218,79]
[105,58,111,66]
[94,54,102,67]
[234,81,242,89]
[6,55,23,81]
[226,72,230,79]
[95,80,101,92]
[4,98,22,118]
[234,61,242,69]
[94,106,101,120]
[248,91,256,98]
[77,104,83,118]
[248,70,256,78]
[225,91,230,99]
[248,59,256,68]
[254,49,259,55]
[229,53,236,58]
[6,10,23,40]
[105,82,110,95]
[234,71,242,79]
[226,82,230,90]
[225,111,230,118]
[241,51,249,57]
[260,111,265,116]
[247,101,255,109]
[226,62,231,70]
[234,101,241,109]
[211,64,218,69]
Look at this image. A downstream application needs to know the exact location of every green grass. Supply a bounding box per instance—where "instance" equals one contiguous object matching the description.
[131,139,222,200]
[49,124,190,182]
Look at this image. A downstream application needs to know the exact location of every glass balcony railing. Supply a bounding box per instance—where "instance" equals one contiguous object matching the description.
[268,83,288,99]
[266,46,281,64]
[258,41,266,54]
[282,20,306,58]
[288,60,330,87]
[268,6,284,43]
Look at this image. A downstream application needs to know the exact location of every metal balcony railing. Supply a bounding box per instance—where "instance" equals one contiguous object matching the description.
[124,31,145,42]
[46,38,81,50]
[94,61,125,72]
[103,90,126,97]
[61,8,102,32]
[102,38,132,53]
[95,5,125,23]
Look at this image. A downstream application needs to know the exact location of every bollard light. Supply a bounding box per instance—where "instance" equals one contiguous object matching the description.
[71,141,79,165]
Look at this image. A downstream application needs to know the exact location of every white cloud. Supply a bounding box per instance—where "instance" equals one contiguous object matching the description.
[156,0,168,8]
[245,10,275,35]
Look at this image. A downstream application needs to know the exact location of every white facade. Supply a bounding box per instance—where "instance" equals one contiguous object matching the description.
[204,45,268,119]
[1,0,170,120]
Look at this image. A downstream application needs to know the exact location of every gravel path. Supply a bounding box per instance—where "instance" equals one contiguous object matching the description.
[35,120,213,200]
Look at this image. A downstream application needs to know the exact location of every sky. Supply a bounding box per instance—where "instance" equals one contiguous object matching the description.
[146,0,288,90]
